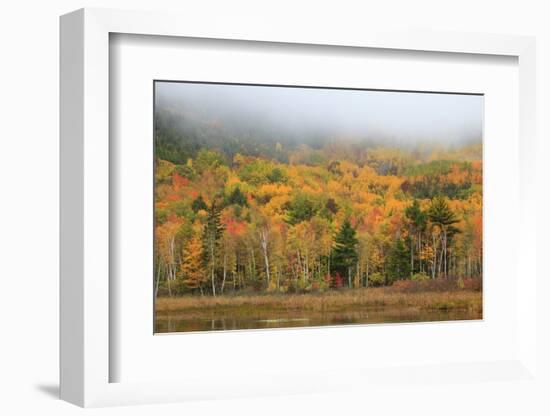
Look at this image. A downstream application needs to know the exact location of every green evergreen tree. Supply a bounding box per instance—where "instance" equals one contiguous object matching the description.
[286,194,318,225]
[405,199,427,231]
[267,167,287,183]
[191,195,208,213]
[405,199,427,274]
[227,187,248,207]
[427,196,459,228]
[386,238,411,283]
[427,196,460,278]
[332,219,359,287]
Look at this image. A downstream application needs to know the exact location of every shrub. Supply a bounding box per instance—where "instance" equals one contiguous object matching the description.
[462,277,482,291]
[286,280,299,294]
[287,278,310,294]
[368,272,385,287]
[391,280,414,291]
[267,280,278,292]
[411,272,430,281]
[312,278,330,292]
[332,272,344,289]
[391,278,466,293]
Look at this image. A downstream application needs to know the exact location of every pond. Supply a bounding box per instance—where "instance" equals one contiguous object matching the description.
[155,306,480,333]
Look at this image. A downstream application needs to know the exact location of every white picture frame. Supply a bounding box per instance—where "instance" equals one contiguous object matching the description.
[60,7,538,408]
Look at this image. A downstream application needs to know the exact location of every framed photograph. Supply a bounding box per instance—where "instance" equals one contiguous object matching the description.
[152,80,484,334]
[60,8,538,408]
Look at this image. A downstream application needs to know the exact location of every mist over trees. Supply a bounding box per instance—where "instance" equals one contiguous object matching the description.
[154,82,483,297]
[155,82,483,165]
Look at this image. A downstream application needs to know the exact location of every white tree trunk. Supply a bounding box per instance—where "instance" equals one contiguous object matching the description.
[221,252,227,294]
[259,228,270,287]
[432,233,437,279]
[443,229,448,278]
[410,235,414,276]
[155,261,161,299]
[210,241,216,297]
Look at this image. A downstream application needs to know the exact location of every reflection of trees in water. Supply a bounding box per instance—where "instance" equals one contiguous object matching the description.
[156,307,479,333]
[211,317,238,331]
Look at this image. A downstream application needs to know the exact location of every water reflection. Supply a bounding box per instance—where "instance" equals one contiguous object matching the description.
[156,307,479,333]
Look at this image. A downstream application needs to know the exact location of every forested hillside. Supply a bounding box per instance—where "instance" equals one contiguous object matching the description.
[154,104,482,297]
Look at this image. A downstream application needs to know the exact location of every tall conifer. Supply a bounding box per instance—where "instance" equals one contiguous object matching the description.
[332,219,359,287]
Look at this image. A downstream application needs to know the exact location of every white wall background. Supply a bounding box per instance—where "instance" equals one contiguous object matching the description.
[0,1,548,415]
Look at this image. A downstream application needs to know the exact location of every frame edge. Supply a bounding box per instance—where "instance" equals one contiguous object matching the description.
[60,8,85,407]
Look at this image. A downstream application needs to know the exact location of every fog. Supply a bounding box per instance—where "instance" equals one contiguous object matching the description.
[155,81,483,147]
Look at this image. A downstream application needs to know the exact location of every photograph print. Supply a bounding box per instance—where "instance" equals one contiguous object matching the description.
[154,81,483,333]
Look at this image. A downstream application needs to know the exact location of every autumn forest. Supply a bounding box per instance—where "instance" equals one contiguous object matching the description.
[154,82,483,332]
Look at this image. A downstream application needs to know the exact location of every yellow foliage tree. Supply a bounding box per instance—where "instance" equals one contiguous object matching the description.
[180,234,206,291]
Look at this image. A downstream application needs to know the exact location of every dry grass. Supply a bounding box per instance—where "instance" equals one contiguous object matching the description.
[156,287,482,315]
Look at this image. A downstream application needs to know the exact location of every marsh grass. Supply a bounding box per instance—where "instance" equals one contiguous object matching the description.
[156,287,482,317]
